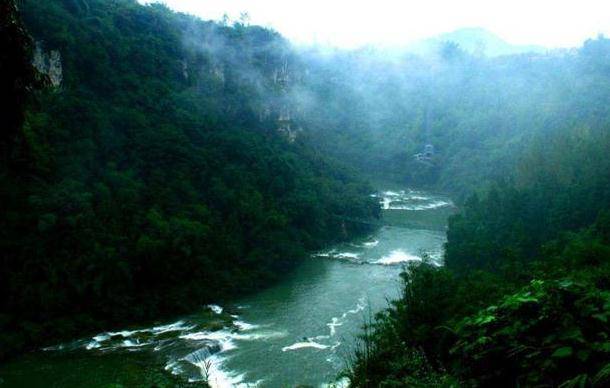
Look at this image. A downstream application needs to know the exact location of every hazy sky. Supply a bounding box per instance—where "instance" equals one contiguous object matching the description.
[144,0,610,48]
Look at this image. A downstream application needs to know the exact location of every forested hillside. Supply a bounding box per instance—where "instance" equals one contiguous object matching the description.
[2,0,610,385]
[0,0,378,359]
[345,44,610,387]
[296,38,610,198]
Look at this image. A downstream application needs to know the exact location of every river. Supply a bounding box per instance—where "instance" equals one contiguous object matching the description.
[0,188,454,388]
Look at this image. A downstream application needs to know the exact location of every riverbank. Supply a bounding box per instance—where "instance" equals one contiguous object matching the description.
[0,189,454,387]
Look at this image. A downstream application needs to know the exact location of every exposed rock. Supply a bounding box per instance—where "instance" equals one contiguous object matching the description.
[210,64,224,84]
[276,105,301,143]
[273,59,290,88]
[33,41,62,87]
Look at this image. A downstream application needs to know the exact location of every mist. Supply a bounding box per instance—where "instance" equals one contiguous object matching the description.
[2,1,610,387]
[145,0,610,48]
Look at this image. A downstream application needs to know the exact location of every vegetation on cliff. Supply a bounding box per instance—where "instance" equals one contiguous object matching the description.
[0,0,378,358]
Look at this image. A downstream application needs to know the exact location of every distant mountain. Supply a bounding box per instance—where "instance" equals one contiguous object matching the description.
[407,27,546,57]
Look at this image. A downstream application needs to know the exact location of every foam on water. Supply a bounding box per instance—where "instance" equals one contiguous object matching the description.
[121,339,148,348]
[281,295,366,357]
[363,240,379,247]
[327,317,343,336]
[374,249,422,265]
[377,189,453,211]
[167,317,282,385]
[233,320,258,331]
[313,249,336,258]
[382,190,402,197]
[428,250,444,265]
[93,333,110,342]
[188,353,247,388]
[85,341,101,350]
[313,249,361,262]
[381,197,392,209]
[153,320,196,333]
[44,304,273,386]
[348,297,367,314]
[101,320,195,341]
[326,296,366,337]
[408,195,430,200]
[335,252,360,259]
[106,329,141,337]
[181,328,286,344]
[38,188,451,387]
[386,200,452,211]
[350,239,379,248]
[185,188,449,384]
[60,319,200,352]
[282,341,329,351]
[207,304,224,314]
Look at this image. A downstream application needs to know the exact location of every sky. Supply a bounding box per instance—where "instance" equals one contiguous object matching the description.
[143,0,610,49]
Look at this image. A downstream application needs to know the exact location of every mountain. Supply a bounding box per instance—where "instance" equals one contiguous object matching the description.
[0,0,379,359]
[407,27,546,57]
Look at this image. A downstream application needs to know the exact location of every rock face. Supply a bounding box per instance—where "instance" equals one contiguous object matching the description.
[33,42,62,87]
[273,59,290,87]
[210,63,224,84]
[277,105,301,143]
[273,59,303,143]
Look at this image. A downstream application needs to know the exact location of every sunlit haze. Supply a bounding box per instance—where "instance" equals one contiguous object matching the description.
[143,0,610,48]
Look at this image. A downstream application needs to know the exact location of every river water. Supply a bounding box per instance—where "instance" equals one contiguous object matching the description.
[0,189,454,388]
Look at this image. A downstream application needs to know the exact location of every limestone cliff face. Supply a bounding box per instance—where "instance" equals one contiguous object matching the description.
[277,105,301,143]
[272,59,302,143]
[210,63,225,84]
[33,42,62,87]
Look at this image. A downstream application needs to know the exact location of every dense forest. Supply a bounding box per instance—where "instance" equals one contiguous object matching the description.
[0,0,378,359]
[2,0,610,386]
[295,38,610,198]
[345,42,610,387]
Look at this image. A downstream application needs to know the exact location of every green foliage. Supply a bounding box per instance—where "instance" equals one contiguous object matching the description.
[0,0,379,359]
[345,262,509,386]
[452,279,610,386]
[348,227,610,387]
[4,3,610,387]
[346,89,610,385]
[298,36,610,198]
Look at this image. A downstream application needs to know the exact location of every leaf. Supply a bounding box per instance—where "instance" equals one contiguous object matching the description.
[552,346,573,358]
[558,374,588,388]
[559,280,574,289]
[559,327,585,343]
[593,363,610,384]
[515,295,538,303]
[476,336,491,345]
[531,279,545,288]
[594,342,610,353]
[474,314,496,325]
[486,305,498,313]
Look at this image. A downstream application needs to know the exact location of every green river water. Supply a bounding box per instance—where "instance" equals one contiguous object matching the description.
[0,189,454,388]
